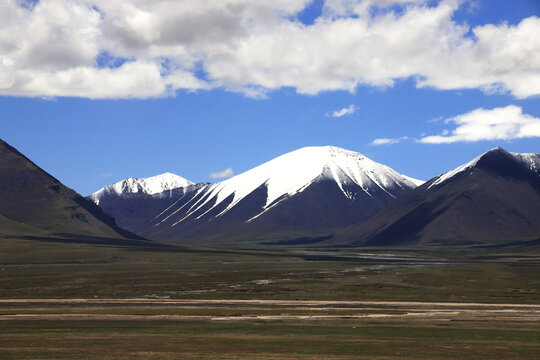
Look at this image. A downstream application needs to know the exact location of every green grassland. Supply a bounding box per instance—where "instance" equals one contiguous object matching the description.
[1,320,539,360]
[0,234,539,359]
[1,234,539,302]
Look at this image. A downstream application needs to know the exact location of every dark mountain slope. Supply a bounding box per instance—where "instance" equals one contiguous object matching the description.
[0,139,141,239]
[337,147,540,246]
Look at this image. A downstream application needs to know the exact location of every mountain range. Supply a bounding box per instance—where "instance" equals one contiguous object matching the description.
[1,137,538,247]
[89,145,540,247]
[90,146,422,243]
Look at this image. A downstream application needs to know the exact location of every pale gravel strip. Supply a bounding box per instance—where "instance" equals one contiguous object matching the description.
[1,310,539,322]
[1,298,540,309]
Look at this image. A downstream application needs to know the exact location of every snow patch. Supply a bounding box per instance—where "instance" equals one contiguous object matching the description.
[429,155,482,188]
[512,152,540,175]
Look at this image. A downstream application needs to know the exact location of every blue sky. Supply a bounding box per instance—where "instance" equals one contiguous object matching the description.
[1,0,539,195]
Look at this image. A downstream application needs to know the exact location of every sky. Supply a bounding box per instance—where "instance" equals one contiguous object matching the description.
[1,0,539,195]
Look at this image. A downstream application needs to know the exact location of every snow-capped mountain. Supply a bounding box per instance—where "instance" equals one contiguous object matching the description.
[165,146,420,223]
[90,172,193,204]
[88,172,202,234]
[338,147,540,246]
[146,146,422,242]
[429,147,540,188]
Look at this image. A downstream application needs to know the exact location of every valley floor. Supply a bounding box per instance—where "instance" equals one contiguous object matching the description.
[0,234,539,359]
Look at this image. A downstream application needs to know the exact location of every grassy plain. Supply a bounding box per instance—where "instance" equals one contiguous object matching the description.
[0,234,539,359]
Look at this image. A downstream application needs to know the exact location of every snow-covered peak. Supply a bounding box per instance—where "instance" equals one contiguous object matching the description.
[176,146,422,223]
[90,172,193,203]
[430,147,539,188]
[512,152,540,175]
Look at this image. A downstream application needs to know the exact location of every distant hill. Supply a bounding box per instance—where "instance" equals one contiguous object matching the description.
[337,147,540,246]
[0,139,141,239]
[87,173,201,234]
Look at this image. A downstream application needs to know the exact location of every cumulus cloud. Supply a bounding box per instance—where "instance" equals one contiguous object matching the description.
[8,61,169,99]
[1,0,540,98]
[331,104,357,117]
[208,167,234,179]
[419,105,540,144]
[369,136,408,146]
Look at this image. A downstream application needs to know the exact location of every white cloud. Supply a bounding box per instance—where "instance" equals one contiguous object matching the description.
[331,104,357,117]
[8,61,168,99]
[1,0,540,98]
[208,167,234,179]
[419,105,540,144]
[369,136,408,146]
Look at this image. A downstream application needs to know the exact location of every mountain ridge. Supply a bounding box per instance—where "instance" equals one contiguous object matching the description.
[336,147,540,246]
[90,172,194,202]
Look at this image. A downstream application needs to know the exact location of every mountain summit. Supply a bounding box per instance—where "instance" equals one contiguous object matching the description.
[428,147,540,188]
[338,147,540,246]
[90,172,193,204]
[166,146,421,223]
[134,146,422,242]
[89,172,202,235]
